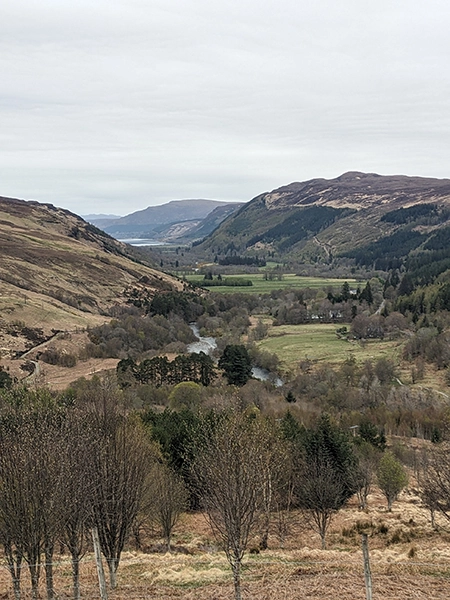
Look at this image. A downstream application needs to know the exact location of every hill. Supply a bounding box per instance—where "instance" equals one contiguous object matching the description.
[95,199,244,239]
[194,172,450,274]
[163,201,246,241]
[0,195,183,373]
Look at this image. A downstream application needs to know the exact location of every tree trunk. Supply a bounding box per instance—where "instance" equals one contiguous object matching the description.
[71,555,80,600]
[29,563,40,600]
[107,558,118,589]
[13,575,21,600]
[260,531,268,551]
[45,542,55,599]
[91,527,108,600]
[7,565,22,600]
[431,507,436,529]
[4,545,22,600]
[260,473,272,550]
[132,522,142,551]
[232,558,242,600]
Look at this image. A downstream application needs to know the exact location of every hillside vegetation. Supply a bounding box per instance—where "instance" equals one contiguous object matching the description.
[0,195,183,380]
[192,172,450,275]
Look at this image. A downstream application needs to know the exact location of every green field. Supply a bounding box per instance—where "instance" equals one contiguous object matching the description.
[185,273,362,294]
[258,323,404,370]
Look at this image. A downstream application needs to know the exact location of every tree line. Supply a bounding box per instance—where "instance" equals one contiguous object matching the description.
[116,352,216,388]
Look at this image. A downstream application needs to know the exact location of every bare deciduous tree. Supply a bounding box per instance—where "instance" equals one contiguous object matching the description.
[144,461,188,551]
[257,419,291,550]
[192,411,268,600]
[0,408,66,600]
[296,456,350,549]
[60,411,98,600]
[295,414,358,549]
[90,407,157,589]
[420,443,450,527]
[353,442,381,510]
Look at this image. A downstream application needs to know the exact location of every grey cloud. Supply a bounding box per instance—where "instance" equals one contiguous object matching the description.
[0,0,450,214]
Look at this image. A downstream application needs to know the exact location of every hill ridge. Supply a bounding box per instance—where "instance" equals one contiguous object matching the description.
[0,194,182,343]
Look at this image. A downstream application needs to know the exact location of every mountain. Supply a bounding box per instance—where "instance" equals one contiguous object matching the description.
[82,213,121,220]
[0,195,183,361]
[177,202,246,241]
[95,199,242,239]
[82,214,122,229]
[195,172,450,273]
[150,202,247,242]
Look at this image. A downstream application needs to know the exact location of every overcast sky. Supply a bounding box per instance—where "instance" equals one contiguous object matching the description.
[1,0,450,216]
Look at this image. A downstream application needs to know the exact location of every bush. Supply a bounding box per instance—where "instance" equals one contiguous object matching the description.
[40,348,77,368]
[377,451,409,511]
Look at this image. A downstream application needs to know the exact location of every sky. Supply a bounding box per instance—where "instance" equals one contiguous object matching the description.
[1,0,450,216]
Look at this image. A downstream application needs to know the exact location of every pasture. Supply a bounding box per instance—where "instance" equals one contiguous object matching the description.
[185,273,362,294]
[257,323,404,370]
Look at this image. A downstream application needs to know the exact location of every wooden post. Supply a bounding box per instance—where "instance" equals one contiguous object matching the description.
[92,527,108,600]
[361,533,373,600]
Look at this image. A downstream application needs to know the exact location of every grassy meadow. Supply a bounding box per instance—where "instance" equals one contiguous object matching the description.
[257,323,404,371]
[184,273,362,294]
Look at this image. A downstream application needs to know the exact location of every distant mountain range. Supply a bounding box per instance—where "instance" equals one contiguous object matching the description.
[87,199,245,241]
[195,171,450,276]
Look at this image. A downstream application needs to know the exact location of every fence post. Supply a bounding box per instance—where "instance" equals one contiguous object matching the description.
[92,527,108,600]
[361,533,373,600]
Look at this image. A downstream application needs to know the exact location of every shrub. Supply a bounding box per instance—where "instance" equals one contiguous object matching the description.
[40,348,77,368]
[377,451,409,511]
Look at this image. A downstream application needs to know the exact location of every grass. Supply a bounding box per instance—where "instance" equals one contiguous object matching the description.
[184,273,362,294]
[257,323,404,369]
[4,495,450,600]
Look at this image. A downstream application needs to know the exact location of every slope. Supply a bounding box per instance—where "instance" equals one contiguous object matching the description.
[194,172,450,268]
[100,199,235,238]
[0,195,183,359]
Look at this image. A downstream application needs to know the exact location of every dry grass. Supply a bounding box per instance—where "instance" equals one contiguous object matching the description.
[2,489,450,599]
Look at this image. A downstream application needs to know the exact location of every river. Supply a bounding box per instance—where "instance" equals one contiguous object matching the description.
[187,324,283,387]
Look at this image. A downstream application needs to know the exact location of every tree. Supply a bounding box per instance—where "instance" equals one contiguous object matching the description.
[60,411,98,600]
[218,345,252,386]
[341,281,351,301]
[295,414,357,548]
[142,407,201,478]
[352,441,381,510]
[359,281,373,305]
[144,462,188,551]
[374,357,398,386]
[358,420,386,451]
[257,418,292,550]
[87,388,158,589]
[377,451,408,510]
[285,391,296,403]
[192,411,268,600]
[169,381,203,411]
[420,444,450,526]
[296,456,351,549]
[0,366,13,389]
[0,405,68,600]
